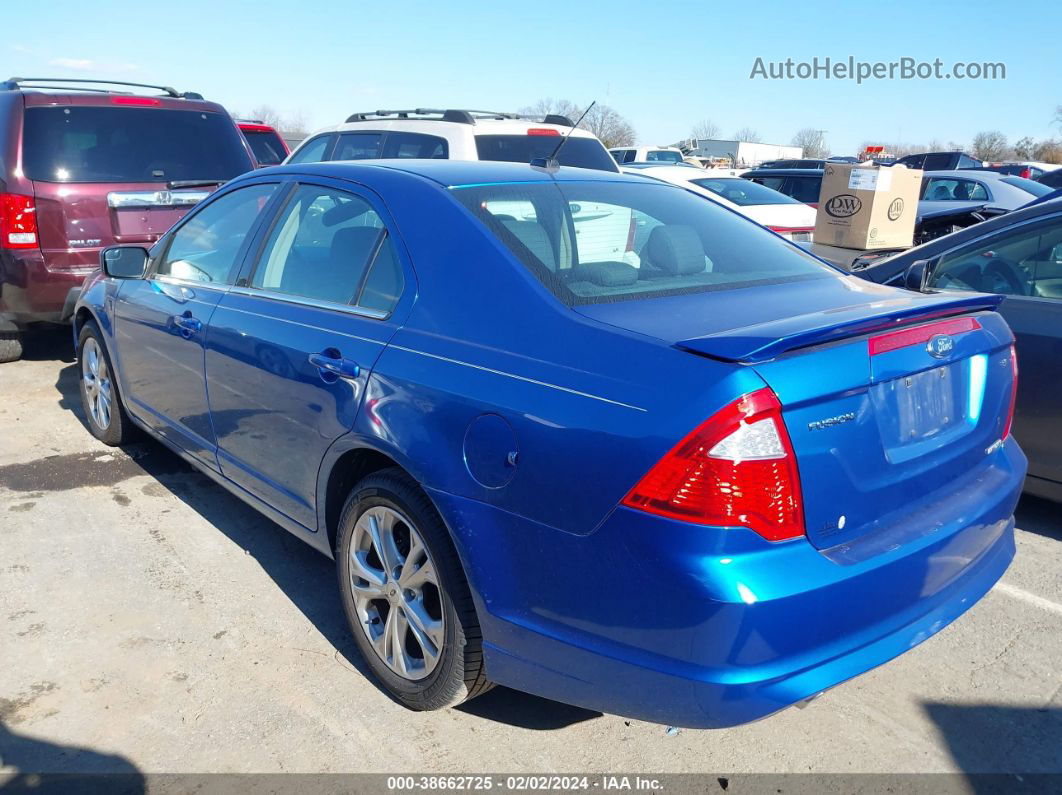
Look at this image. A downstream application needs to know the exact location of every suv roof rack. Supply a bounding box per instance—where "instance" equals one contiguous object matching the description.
[343,108,575,127]
[2,77,204,100]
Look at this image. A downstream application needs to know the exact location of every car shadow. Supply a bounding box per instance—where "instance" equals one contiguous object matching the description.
[17,324,75,363]
[48,362,598,732]
[1014,493,1062,541]
[0,721,145,791]
[922,702,1062,788]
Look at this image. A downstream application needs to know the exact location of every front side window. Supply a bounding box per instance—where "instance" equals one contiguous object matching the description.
[923,178,990,202]
[927,217,1062,297]
[157,183,277,284]
[250,184,402,311]
[287,134,333,164]
[451,180,833,305]
[333,133,382,161]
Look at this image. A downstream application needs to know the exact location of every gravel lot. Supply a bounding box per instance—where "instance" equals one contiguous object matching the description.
[1,327,1060,780]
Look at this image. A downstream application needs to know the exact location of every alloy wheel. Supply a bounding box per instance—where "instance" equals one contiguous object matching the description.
[82,338,113,431]
[349,505,445,681]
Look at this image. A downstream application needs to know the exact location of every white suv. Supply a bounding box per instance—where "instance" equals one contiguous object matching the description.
[285,108,618,172]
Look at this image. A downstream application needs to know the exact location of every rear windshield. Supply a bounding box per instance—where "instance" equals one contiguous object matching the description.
[451,180,832,305]
[1001,176,1052,197]
[242,129,287,166]
[690,177,799,206]
[22,106,254,183]
[474,135,619,173]
[645,150,684,163]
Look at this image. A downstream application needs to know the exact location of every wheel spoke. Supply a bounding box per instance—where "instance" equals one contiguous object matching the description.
[404,600,443,662]
[390,608,410,676]
[349,547,386,595]
[367,511,402,574]
[400,558,436,591]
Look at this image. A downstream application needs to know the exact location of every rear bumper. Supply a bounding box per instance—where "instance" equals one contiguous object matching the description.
[0,249,94,325]
[431,439,1025,728]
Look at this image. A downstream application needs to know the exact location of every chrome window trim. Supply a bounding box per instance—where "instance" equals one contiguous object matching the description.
[227,285,390,320]
[150,274,233,293]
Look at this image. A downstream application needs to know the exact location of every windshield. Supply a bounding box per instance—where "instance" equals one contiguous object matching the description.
[690,177,800,206]
[451,180,833,306]
[23,106,254,183]
[474,135,618,172]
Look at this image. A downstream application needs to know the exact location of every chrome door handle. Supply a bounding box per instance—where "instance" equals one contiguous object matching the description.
[173,313,202,338]
[308,351,360,380]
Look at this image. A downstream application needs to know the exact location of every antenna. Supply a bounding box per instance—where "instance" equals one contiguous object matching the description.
[531,101,596,173]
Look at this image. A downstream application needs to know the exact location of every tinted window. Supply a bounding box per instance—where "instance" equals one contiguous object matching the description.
[1039,170,1062,189]
[251,184,400,309]
[333,133,382,161]
[958,154,983,169]
[22,106,252,183]
[287,134,333,164]
[922,154,953,170]
[646,150,684,163]
[923,178,989,201]
[158,183,276,284]
[242,129,287,166]
[691,178,799,206]
[452,181,832,306]
[381,132,448,159]
[1001,177,1052,197]
[898,154,926,170]
[928,217,1062,297]
[786,176,823,203]
[474,135,618,172]
[747,176,786,191]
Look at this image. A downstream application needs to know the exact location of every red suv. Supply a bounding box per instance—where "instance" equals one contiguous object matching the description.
[0,78,255,362]
[236,119,290,167]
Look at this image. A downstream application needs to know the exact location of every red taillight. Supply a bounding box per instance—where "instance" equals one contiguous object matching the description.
[868,316,981,356]
[111,96,161,106]
[622,388,805,542]
[1019,168,1031,179]
[767,226,814,234]
[1002,345,1018,439]
[0,193,38,249]
[526,128,560,136]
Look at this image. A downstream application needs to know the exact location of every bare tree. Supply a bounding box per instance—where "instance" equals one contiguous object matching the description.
[791,127,829,158]
[238,104,309,137]
[1013,136,1036,160]
[520,99,637,148]
[733,127,761,143]
[1033,139,1062,164]
[691,119,721,140]
[926,139,944,152]
[971,130,1009,161]
[1055,105,1062,133]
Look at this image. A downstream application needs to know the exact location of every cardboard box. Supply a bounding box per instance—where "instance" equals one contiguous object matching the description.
[814,163,923,250]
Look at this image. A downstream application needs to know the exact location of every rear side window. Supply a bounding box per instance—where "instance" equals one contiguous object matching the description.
[250,184,402,312]
[242,129,287,166]
[785,177,823,203]
[451,181,832,305]
[333,133,382,161]
[958,154,983,169]
[287,134,333,164]
[157,183,277,284]
[923,178,989,201]
[22,106,253,183]
[474,135,619,172]
[381,132,448,159]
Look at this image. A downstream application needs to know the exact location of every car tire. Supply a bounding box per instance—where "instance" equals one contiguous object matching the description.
[337,467,493,710]
[0,329,22,363]
[77,322,134,446]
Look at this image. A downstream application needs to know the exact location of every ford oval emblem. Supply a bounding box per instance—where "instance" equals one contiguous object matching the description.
[824,194,862,218]
[926,334,954,358]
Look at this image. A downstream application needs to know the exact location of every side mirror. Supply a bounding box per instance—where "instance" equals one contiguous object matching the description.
[101,246,149,279]
[903,259,931,292]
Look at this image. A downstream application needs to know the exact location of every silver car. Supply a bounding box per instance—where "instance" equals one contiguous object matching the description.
[920,169,1052,212]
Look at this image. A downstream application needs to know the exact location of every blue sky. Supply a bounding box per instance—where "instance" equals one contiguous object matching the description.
[5,0,1060,155]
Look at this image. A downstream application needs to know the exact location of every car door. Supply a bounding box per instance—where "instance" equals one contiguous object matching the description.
[204,179,409,529]
[925,212,1062,486]
[113,181,280,469]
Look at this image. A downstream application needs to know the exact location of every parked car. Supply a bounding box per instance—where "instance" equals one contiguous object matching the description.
[757,159,828,169]
[741,167,825,205]
[894,151,983,170]
[286,108,618,172]
[853,197,1061,501]
[609,146,686,164]
[622,164,816,241]
[74,159,1023,728]
[918,170,1053,213]
[1036,169,1062,190]
[0,77,254,362]
[237,119,290,167]
[963,162,1055,180]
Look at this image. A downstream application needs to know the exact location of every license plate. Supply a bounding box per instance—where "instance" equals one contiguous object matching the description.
[871,363,968,462]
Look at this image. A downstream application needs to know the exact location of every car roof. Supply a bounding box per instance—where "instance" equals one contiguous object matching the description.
[743,168,824,176]
[306,117,600,139]
[263,158,648,188]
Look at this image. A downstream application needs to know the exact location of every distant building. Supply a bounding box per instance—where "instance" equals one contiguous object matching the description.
[674,138,803,168]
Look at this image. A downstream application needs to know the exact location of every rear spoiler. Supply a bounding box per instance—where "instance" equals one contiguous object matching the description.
[675,292,1004,364]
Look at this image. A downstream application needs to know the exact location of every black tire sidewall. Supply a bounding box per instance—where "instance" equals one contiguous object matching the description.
[336,472,470,709]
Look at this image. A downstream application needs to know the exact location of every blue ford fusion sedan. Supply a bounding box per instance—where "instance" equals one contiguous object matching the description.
[73,160,1025,728]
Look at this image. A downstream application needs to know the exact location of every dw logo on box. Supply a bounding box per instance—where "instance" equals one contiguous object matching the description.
[825,194,862,218]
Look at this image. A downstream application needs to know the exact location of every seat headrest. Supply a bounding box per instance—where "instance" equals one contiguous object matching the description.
[645,225,705,276]
[330,226,382,264]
